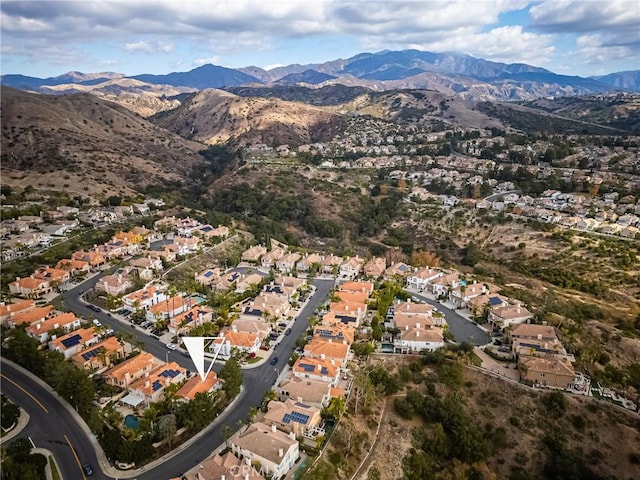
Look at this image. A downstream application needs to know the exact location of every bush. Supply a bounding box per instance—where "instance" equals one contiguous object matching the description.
[542,391,567,418]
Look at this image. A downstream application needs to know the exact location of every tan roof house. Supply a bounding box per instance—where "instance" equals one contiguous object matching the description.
[264,398,322,437]
[127,362,187,405]
[489,304,534,330]
[7,305,54,328]
[303,338,350,367]
[55,259,91,276]
[71,337,125,371]
[278,376,333,409]
[519,355,575,389]
[8,276,51,298]
[230,422,299,480]
[242,245,268,263]
[363,257,386,278]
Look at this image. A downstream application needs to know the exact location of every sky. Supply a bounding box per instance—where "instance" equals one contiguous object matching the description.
[1,0,639,79]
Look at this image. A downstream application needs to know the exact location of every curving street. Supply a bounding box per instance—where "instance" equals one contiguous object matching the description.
[3,272,334,480]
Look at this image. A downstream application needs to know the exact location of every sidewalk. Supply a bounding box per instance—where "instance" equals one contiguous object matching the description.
[0,407,30,444]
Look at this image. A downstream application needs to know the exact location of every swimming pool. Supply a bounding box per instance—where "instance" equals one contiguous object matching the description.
[124,414,139,430]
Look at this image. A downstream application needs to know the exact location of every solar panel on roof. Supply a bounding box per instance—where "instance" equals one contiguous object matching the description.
[300,363,314,372]
[294,401,311,409]
[488,297,502,306]
[61,334,82,348]
[81,347,101,361]
[320,367,328,375]
[289,412,309,424]
[283,413,292,424]
[204,271,213,278]
[152,380,162,391]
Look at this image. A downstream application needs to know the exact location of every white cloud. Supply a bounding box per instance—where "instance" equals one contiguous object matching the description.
[263,63,285,71]
[193,56,219,67]
[124,39,174,54]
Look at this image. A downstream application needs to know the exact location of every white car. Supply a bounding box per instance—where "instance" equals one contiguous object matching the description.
[166,343,178,350]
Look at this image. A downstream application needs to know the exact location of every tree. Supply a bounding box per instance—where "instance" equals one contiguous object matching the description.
[1,395,21,430]
[352,367,376,415]
[322,397,345,420]
[219,357,243,398]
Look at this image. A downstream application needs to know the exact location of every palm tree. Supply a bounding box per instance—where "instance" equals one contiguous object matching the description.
[247,406,258,424]
[223,424,233,447]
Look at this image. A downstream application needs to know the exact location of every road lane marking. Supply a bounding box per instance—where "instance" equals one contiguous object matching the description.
[0,373,49,413]
[64,434,87,480]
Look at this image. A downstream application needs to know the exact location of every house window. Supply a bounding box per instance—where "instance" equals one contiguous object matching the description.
[540,373,545,378]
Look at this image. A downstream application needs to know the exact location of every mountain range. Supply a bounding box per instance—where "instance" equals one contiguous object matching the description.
[3,49,639,102]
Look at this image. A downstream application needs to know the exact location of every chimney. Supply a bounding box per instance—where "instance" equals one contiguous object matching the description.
[405,325,409,331]
[416,323,420,329]
[232,324,238,333]
[416,330,419,337]
[537,334,542,340]
[245,457,251,466]
[516,307,521,314]
[221,476,225,480]
[279,448,284,458]
[145,380,150,388]
[320,353,325,360]
[289,431,295,439]
[271,423,277,433]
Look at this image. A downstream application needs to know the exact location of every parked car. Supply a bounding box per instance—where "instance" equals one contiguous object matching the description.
[82,464,94,476]
[285,328,292,335]
[166,343,177,350]
[87,305,101,313]
[270,357,278,365]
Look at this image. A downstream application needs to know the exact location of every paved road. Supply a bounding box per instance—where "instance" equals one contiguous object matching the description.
[49,273,334,479]
[1,360,100,480]
[406,290,491,346]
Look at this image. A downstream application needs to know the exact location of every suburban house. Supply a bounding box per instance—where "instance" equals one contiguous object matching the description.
[197,224,229,240]
[340,281,374,296]
[0,299,35,326]
[449,282,488,308]
[122,285,167,312]
[276,252,302,273]
[467,293,510,316]
[321,311,359,327]
[321,255,342,273]
[363,257,386,278]
[509,324,568,360]
[261,247,287,269]
[71,337,125,371]
[278,376,333,409]
[336,289,369,305]
[168,305,213,335]
[383,262,412,280]
[176,373,221,403]
[249,292,291,319]
[264,283,297,301]
[230,319,272,341]
[274,276,307,291]
[519,356,575,389]
[71,250,107,269]
[303,338,350,367]
[129,256,163,273]
[49,327,99,359]
[392,302,435,328]
[32,266,70,286]
[195,267,223,286]
[328,300,366,325]
[312,324,355,345]
[55,259,91,276]
[488,305,534,330]
[146,295,190,323]
[213,330,261,357]
[394,324,445,353]
[169,451,265,480]
[95,269,135,296]
[295,253,323,272]
[235,273,264,294]
[230,422,299,480]
[103,352,158,388]
[6,305,53,328]
[172,235,200,255]
[126,362,187,406]
[429,273,461,297]
[406,267,443,290]
[339,256,364,279]
[292,357,340,385]
[264,398,323,438]
[26,312,81,343]
[241,245,268,263]
[8,276,51,298]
